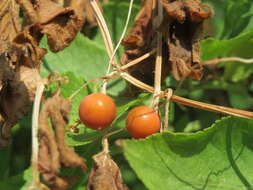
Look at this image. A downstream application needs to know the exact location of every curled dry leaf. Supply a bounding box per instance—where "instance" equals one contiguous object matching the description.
[0,0,88,146]
[87,139,128,190]
[0,0,44,146]
[0,60,43,147]
[34,0,84,52]
[38,93,86,190]
[69,0,98,27]
[121,0,212,83]
[0,0,21,53]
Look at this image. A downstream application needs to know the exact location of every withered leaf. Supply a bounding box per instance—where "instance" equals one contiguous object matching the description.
[0,64,43,147]
[0,0,21,53]
[88,150,128,190]
[39,93,86,190]
[0,0,89,147]
[120,0,159,86]
[34,0,84,52]
[121,0,212,83]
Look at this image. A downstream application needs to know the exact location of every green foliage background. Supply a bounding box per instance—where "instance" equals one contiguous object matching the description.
[1,0,253,189]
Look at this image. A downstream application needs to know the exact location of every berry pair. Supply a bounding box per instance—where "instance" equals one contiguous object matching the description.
[79,93,160,139]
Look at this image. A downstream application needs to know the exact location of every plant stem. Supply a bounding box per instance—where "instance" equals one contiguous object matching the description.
[30,82,44,189]
[164,88,173,131]
[90,0,117,94]
[121,49,157,70]
[68,72,118,99]
[152,0,163,111]
[121,73,253,119]
[202,57,253,65]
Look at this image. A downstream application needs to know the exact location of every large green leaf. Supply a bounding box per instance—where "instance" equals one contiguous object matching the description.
[123,117,253,190]
[41,34,108,80]
[201,31,253,82]
[201,0,253,82]
[204,0,253,39]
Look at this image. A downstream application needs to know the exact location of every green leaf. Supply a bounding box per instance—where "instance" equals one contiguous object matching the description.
[0,173,24,190]
[204,0,253,39]
[201,31,253,81]
[227,84,253,110]
[123,117,253,190]
[41,34,108,80]
[220,1,253,39]
[201,31,253,61]
[201,1,253,82]
[0,147,11,179]
[0,168,30,190]
[20,168,32,190]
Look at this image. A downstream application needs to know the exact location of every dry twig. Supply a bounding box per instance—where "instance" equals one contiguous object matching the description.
[202,57,253,65]
[163,88,173,131]
[152,0,163,111]
[120,73,253,119]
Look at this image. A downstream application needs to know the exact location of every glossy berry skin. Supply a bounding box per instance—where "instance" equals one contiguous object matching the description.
[126,106,160,139]
[79,93,116,130]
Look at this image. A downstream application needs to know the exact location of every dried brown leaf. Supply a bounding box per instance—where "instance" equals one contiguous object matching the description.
[0,0,21,53]
[0,0,87,147]
[38,94,86,190]
[121,0,212,83]
[0,64,42,147]
[33,0,84,52]
[87,151,128,190]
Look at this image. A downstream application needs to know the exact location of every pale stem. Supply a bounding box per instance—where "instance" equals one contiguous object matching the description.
[121,49,157,70]
[170,95,253,119]
[102,128,124,154]
[90,0,117,94]
[90,0,115,61]
[163,88,173,131]
[30,82,44,188]
[202,57,253,65]
[107,0,134,68]
[102,138,109,154]
[102,0,134,92]
[68,72,118,99]
[152,0,163,111]
[120,73,253,119]
[121,72,154,92]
